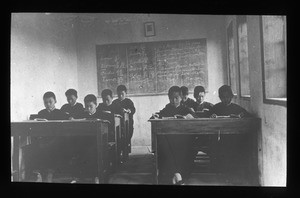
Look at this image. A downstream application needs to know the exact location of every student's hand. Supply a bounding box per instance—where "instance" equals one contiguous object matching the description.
[127,109,131,114]
[152,113,159,119]
[121,108,127,113]
[185,113,194,119]
[103,111,111,114]
[188,108,195,113]
[210,114,217,118]
[229,114,241,118]
[239,112,244,118]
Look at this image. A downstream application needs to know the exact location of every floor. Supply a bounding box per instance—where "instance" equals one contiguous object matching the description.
[25,146,255,185]
[108,146,253,186]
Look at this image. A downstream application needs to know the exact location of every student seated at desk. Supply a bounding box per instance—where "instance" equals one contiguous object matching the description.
[192,86,214,118]
[152,86,194,185]
[60,89,84,119]
[111,85,136,152]
[27,91,68,182]
[180,86,196,111]
[97,89,114,114]
[37,91,68,120]
[72,94,102,183]
[97,89,115,141]
[209,85,250,173]
[209,85,250,118]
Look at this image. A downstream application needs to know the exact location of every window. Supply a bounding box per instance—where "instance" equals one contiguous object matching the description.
[237,15,251,98]
[261,16,286,106]
[227,21,237,95]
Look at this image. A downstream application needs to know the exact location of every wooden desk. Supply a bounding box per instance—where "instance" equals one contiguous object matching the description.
[149,118,261,184]
[11,119,110,183]
[101,113,123,169]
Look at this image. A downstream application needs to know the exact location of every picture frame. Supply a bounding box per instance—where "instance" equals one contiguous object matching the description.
[144,22,155,37]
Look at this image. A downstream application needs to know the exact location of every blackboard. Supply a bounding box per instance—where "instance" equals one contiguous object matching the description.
[96,38,207,96]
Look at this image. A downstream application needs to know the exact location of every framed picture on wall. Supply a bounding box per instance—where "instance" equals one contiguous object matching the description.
[144,22,155,37]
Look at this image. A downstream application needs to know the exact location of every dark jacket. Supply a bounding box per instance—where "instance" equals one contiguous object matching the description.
[60,103,84,119]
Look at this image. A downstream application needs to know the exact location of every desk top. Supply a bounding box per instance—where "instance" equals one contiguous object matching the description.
[11,119,110,124]
[149,117,261,134]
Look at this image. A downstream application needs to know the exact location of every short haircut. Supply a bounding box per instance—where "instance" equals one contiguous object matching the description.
[218,85,234,97]
[168,86,181,98]
[117,85,127,93]
[84,94,97,105]
[43,91,56,101]
[65,89,78,98]
[194,86,206,98]
[180,86,189,96]
[101,89,113,99]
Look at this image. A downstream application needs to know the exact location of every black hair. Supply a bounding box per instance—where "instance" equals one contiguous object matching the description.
[101,89,113,99]
[180,86,189,96]
[168,86,181,98]
[117,85,127,93]
[194,86,206,98]
[65,89,78,98]
[84,94,97,105]
[43,91,56,101]
[218,85,234,97]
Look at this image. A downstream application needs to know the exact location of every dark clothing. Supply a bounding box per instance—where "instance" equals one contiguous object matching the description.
[208,102,250,173]
[111,98,135,141]
[209,102,250,117]
[111,98,136,119]
[97,103,114,113]
[157,103,192,118]
[193,101,214,118]
[26,108,68,177]
[37,108,68,120]
[156,103,194,182]
[79,110,101,119]
[60,103,84,119]
[181,98,196,109]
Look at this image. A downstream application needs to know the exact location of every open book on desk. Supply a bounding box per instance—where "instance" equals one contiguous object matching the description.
[33,118,48,121]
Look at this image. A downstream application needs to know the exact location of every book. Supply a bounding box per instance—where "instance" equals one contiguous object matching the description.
[34,118,48,121]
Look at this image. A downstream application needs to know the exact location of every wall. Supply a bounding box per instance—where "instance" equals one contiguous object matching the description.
[11,13,79,121]
[225,15,287,186]
[75,14,227,146]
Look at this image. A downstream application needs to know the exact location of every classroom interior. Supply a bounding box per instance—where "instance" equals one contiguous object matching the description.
[11,13,286,186]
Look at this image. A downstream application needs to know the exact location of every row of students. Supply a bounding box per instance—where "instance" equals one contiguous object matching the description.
[32,85,135,183]
[152,85,250,185]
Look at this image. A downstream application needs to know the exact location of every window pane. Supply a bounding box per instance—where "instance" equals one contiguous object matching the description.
[262,16,286,99]
[237,16,250,97]
[227,21,237,94]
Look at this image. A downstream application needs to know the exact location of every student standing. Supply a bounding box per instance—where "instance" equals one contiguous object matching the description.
[111,85,136,153]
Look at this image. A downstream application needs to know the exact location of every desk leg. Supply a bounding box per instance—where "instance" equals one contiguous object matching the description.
[154,134,158,184]
[96,127,104,184]
[12,136,25,181]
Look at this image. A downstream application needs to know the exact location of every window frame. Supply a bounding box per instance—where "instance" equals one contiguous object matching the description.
[260,15,287,107]
[226,20,238,97]
[236,15,251,100]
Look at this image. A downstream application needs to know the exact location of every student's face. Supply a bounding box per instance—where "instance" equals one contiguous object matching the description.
[117,91,126,101]
[103,95,113,106]
[195,92,205,104]
[44,97,56,111]
[169,92,182,107]
[182,94,188,101]
[85,101,97,114]
[219,92,233,106]
[67,95,77,106]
